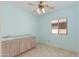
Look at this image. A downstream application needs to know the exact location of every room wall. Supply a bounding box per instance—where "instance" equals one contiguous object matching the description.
[39,5,78,52]
[0,2,78,53]
[77,4,79,54]
[0,3,38,38]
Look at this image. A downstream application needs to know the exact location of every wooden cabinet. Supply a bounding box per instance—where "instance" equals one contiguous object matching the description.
[25,38,33,50]
[1,41,10,57]
[1,36,36,57]
[27,37,36,48]
[19,37,36,53]
[20,37,31,53]
[9,39,19,57]
[31,38,36,48]
[1,39,20,57]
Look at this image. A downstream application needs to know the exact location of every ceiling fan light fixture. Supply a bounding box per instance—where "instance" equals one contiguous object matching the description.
[27,1,54,15]
[42,8,45,13]
[37,8,41,14]
[37,8,45,14]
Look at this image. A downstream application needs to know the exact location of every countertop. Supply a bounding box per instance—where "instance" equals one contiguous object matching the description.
[0,35,35,42]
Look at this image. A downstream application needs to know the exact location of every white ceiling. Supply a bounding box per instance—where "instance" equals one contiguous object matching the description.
[0,1,79,15]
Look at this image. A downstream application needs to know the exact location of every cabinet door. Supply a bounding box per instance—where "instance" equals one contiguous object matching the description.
[26,37,33,50]
[19,38,25,53]
[1,41,10,57]
[9,39,19,57]
[31,38,36,48]
[20,37,31,53]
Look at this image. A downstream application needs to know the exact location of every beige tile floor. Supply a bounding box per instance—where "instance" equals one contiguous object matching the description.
[19,44,77,57]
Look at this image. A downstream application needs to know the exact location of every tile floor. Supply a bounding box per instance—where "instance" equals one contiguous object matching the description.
[19,44,77,57]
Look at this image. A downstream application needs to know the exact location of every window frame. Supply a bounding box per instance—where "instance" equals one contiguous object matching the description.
[50,17,68,35]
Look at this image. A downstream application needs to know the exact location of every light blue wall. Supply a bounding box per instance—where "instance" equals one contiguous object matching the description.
[0,4,38,37]
[0,3,78,52]
[39,5,78,52]
[78,4,79,51]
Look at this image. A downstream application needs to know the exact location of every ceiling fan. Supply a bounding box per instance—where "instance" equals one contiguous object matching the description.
[27,1,54,14]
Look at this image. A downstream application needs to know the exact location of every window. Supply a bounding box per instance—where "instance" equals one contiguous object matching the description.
[51,18,67,35]
[51,20,58,34]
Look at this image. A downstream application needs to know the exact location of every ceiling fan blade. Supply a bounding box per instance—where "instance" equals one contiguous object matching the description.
[32,10,36,13]
[27,2,35,6]
[45,5,54,9]
[32,7,37,13]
